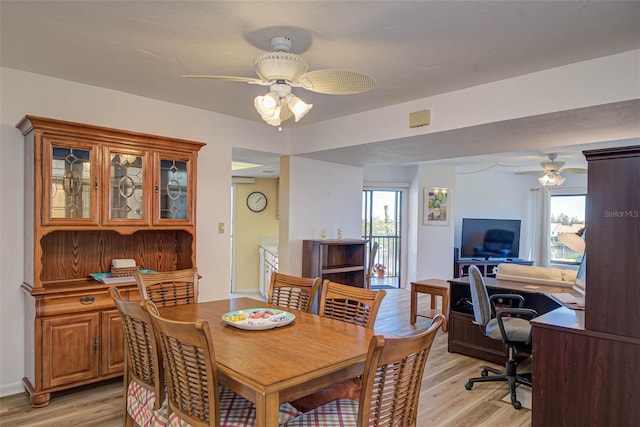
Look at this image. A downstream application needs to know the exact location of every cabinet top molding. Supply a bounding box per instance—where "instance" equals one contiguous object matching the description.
[16,115,206,152]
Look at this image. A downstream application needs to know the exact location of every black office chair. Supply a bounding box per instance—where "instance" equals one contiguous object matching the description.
[464,265,538,409]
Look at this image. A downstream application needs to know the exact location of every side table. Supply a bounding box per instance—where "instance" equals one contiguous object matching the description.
[410,279,450,332]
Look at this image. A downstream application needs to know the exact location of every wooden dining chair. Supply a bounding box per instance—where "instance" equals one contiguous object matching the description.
[284,314,445,426]
[135,268,199,307]
[364,242,379,289]
[109,287,166,427]
[144,300,302,427]
[268,272,321,312]
[318,280,386,329]
[289,280,386,412]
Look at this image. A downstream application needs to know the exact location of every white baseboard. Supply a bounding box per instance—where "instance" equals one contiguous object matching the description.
[0,381,25,398]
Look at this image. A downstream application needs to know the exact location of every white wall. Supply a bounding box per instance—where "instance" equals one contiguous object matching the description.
[453,171,534,259]
[414,164,457,280]
[279,156,364,276]
[363,165,418,183]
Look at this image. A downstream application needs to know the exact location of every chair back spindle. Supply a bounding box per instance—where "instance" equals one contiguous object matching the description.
[319,280,386,329]
[268,272,321,313]
[135,268,199,308]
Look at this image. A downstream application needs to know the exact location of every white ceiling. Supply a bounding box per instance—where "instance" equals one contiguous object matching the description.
[2,1,639,176]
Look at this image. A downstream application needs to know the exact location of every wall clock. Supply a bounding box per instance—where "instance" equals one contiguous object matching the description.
[247,191,267,212]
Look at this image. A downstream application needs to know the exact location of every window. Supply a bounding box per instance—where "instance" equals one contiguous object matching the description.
[549,194,585,265]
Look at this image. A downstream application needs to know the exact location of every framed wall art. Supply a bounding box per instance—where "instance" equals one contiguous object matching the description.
[423,187,450,226]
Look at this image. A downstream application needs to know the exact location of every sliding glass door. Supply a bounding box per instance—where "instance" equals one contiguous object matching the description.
[362,189,403,289]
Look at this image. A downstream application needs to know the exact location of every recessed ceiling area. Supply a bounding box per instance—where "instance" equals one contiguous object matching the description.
[233,99,640,177]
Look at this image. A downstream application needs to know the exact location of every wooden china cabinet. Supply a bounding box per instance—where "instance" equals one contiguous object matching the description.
[17,116,205,407]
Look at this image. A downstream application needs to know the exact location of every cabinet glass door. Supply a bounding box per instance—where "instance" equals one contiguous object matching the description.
[43,138,98,225]
[105,147,149,225]
[159,158,188,219]
[154,152,194,225]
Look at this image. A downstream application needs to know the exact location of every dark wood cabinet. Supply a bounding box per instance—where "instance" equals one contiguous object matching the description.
[583,146,640,338]
[302,239,367,288]
[531,311,639,427]
[531,145,640,426]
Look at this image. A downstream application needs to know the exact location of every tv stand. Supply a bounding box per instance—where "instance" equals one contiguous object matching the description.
[453,258,534,278]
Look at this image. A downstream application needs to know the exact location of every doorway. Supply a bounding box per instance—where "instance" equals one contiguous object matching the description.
[362,188,405,289]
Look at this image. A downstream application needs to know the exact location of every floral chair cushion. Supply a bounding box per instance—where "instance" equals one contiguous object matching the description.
[282,399,359,427]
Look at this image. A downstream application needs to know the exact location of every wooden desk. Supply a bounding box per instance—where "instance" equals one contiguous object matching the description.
[410,279,449,331]
[447,276,569,364]
[159,298,373,427]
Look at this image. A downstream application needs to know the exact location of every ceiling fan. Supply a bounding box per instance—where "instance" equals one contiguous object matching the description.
[516,153,587,186]
[183,36,375,126]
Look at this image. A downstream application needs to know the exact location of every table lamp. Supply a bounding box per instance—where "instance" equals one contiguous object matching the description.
[557,227,586,254]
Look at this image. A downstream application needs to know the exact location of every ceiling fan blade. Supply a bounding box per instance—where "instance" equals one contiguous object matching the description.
[181,75,268,85]
[515,171,544,175]
[297,70,375,95]
[562,168,588,174]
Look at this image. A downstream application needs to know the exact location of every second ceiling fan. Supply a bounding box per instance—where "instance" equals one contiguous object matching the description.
[516,153,587,186]
[183,36,375,126]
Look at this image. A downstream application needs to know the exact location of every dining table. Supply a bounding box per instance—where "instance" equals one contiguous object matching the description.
[158,297,374,427]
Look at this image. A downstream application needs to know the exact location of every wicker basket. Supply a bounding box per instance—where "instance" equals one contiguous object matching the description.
[111,266,139,277]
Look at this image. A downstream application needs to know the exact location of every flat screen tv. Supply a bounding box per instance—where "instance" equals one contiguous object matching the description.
[460,218,521,259]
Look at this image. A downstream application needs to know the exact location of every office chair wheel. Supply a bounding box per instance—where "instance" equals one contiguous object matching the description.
[464,381,473,390]
[512,400,522,410]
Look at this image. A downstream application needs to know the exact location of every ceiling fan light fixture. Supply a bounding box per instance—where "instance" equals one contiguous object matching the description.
[539,172,565,186]
[265,114,282,126]
[254,93,280,121]
[262,92,280,109]
[286,94,313,122]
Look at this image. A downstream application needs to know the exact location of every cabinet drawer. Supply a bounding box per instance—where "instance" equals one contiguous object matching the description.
[38,291,115,316]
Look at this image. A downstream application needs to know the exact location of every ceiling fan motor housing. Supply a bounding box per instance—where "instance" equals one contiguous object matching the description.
[253,51,309,82]
[270,36,292,52]
[541,160,565,172]
[269,83,292,98]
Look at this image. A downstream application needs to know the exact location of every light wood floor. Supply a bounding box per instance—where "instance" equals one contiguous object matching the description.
[0,288,531,426]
